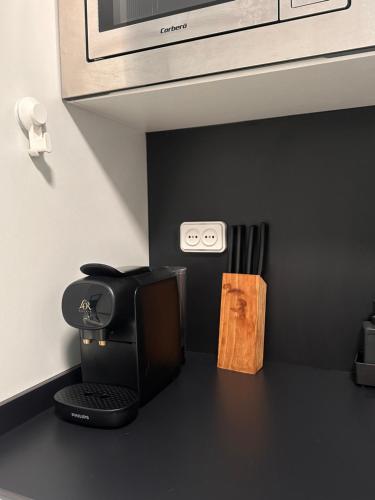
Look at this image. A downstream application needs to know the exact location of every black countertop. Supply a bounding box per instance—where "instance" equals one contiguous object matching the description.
[0,353,374,500]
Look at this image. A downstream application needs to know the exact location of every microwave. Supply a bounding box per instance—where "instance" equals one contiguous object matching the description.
[87,0,350,60]
[59,1,375,99]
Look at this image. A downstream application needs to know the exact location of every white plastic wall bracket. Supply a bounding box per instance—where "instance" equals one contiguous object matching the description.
[16,97,52,157]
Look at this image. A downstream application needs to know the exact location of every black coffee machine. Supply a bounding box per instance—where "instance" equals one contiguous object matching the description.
[54,264,183,428]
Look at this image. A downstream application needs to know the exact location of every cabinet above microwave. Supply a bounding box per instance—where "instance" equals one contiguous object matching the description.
[59,0,374,101]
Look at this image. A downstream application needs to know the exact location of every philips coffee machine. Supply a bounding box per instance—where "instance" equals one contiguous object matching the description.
[54,264,183,428]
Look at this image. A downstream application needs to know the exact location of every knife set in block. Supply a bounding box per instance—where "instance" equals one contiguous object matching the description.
[218,224,267,375]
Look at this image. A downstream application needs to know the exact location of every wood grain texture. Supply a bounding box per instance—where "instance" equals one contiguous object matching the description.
[217,273,267,375]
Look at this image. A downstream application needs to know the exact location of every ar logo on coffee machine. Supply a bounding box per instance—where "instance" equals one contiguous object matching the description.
[78,296,101,324]
[79,299,93,323]
[79,299,91,312]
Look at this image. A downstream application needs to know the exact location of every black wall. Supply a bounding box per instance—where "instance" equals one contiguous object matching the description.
[147,107,375,371]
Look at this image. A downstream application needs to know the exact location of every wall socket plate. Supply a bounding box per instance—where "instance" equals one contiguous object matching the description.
[180,221,227,253]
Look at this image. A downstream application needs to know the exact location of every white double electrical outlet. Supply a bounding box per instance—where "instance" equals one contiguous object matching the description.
[180,221,227,253]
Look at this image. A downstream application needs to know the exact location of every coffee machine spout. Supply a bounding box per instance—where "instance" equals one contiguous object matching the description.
[79,328,108,347]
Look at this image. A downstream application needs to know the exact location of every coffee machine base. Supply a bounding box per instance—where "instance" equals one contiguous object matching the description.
[54,382,139,428]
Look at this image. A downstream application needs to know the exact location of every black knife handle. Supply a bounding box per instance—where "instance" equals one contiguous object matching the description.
[234,225,241,274]
[246,225,257,274]
[227,225,236,273]
[257,222,267,277]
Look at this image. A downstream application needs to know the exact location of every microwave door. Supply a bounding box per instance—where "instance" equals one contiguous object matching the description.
[99,0,234,31]
[86,0,279,60]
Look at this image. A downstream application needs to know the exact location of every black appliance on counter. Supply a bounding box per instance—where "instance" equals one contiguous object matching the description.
[354,301,375,387]
[54,264,183,428]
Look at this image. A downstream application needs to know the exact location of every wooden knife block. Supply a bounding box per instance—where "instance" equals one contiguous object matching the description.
[217,273,267,375]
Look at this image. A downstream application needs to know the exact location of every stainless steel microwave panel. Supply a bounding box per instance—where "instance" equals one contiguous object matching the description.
[87,0,279,60]
[58,1,375,99]
[280,0,350,19]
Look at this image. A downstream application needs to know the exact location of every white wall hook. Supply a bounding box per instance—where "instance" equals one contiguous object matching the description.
[16,97,52,157]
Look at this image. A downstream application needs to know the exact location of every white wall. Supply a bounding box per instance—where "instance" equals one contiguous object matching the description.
[0,1,149,402]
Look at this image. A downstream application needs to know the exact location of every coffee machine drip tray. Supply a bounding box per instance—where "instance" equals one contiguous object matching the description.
[54,383,139,428]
